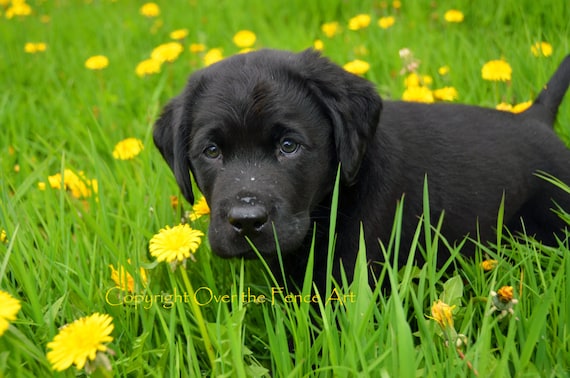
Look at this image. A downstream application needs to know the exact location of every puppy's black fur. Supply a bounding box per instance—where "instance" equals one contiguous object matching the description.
[154,49,570,290]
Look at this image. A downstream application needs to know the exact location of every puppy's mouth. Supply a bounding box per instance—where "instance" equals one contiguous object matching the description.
[207,201,309,260]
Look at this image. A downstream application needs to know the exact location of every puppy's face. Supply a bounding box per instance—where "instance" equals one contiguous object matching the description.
[154,49,381,259]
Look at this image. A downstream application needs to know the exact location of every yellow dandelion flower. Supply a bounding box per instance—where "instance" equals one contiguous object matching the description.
[135,58,161,77]
[0,229,7,243]
[404,72,421,88]
[512,100,532,113]
[151,42,183,63]
[438,65,450,76]
[238,48,255,54]
[404,73,432,88]
[46,313,114,372]
[5,1,32,19]
[109,260,147,293]
[378,16,395,29]
[24,42,47,53]
[402,86,434,103]
[321,21,340,38]
[0,290,21,336]
[482,59,512,82]
[189,43,206,53]
[139,2,159,18]
[232,30,256,48]
[149,224,204,263]
[343,59,370,75]
[430,300,456,329]
[169,28,189,40]
[85,55,109,70]
[313,39,324,51]
[444,9,464,23]
[496,286,514,302]
[47,169,98,199]
[433,86,458,101]
[190,196,211,221]
[392,0,401,9]
[203,48,223,66]
[496,102,513,112]
[348,14,371,31]
[112,138,144,160]
[480,259,498,271]
[531,41,553,57]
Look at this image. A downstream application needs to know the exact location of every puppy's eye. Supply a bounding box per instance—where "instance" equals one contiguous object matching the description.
[279,138,300,155]
[204,144,221,159]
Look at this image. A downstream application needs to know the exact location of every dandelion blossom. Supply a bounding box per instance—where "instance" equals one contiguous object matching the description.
[85,55,109,70]
[189,43,206,53]
[480,259,498,271]
[135,58,161,77]
[5,1,32,18]
[321,21,340,38]
[496,102,513,112]
[481,59,512,82]
[24,42,47,53]
[490,286,518,318]
[46,313,114,371]
[0,229,7,244]
[0,290,21,336]
[151,42,183,63]
[343,59,370,75]
[531,41,553,57]
[438,65,450,76]
[348,14,371,30]
[232,30,256,48]
[203,48,223,66]
[430,300,456,328]
[444,10,464,23]
[402,86,434,103]
[47,169,98,199]
[512,100,532,113]
[433,86,458,101]
[149,224,204,263]
[313,39,324,51]
[109,260,147,293]
[378,16,395,29]
[112,138,144,160]
[140,2,160,17]
[169,28,189,40]
[190,196,211,221]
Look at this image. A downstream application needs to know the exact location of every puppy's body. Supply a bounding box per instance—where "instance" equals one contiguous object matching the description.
[154,49,570,290]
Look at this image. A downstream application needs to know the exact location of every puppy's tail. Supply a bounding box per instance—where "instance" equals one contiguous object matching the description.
[528,55,570,125]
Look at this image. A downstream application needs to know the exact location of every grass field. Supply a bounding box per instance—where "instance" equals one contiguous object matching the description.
[1,0,570,376]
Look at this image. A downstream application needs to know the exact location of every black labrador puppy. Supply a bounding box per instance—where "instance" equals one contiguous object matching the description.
[154,49,570,290]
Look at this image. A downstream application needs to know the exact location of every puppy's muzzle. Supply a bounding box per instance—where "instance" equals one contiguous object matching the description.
[228,204,269,236]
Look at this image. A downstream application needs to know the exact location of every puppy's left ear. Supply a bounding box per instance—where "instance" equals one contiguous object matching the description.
[153,94,195,204]
[298,49,382,185]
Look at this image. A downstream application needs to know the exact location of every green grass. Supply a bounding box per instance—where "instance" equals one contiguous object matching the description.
[1,0,570,376]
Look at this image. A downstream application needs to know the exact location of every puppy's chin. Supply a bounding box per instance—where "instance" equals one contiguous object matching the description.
[207,219,309,261]
[208,236,298,261]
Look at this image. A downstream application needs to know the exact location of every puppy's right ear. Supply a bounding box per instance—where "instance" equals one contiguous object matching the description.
[153,94,195,204]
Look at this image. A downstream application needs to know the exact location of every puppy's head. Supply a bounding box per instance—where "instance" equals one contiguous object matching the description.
[154,49,381,259]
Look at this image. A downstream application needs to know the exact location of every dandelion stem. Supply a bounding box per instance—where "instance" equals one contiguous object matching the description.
[179,268,216,373]
[457,348,479,376]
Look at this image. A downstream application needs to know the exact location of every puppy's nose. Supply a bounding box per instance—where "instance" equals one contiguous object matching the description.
[228,205,268,236]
